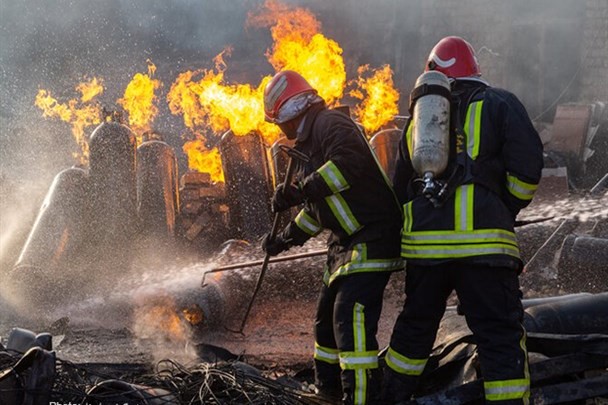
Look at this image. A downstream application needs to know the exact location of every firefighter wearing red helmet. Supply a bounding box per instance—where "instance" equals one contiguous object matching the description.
[262,70,403,404]
[381,37,543,405]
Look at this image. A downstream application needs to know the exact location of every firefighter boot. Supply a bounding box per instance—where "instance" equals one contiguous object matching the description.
[342,368,383,405]
[315,361,343,403]
[380,367,418,404]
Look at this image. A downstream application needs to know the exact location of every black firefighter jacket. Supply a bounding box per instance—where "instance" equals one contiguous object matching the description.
[279,103,404,285]
[393,80,544,270]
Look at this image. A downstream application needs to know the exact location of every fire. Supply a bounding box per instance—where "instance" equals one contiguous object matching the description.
[249,0,346,105]
[169,0,348,181]
[350,64,400,135]
[76,77,104,103]
[133,295,191,344]
[34,77,104,163]
[35,0,402,179]
[167,49,279,182]
[118,60,161,144]
[182,140,225,183]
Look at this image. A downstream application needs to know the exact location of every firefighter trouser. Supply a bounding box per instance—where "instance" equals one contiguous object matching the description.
[314,272,391,405]
[383,263,530,405]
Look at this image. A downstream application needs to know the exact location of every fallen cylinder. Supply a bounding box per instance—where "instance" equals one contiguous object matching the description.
[523,292,608,334]
[370,128,402,180]
[557,235,608,293]
[219,130,273,241]
[136,140,179,237]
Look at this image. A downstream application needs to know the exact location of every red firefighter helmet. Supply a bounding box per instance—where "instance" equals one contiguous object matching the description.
[425,36,481,79]
[264,70,317,123]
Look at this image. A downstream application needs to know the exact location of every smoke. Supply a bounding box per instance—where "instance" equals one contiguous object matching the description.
[1,0,601,334]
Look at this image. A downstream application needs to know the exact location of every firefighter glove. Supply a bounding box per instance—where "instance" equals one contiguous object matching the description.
[272,182,305,213]
[261,233,290,256]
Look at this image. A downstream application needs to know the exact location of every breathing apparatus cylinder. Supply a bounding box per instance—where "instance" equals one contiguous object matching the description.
[409,71,451,200]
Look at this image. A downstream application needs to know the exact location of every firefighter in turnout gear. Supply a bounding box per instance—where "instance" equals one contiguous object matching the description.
[262,70,404,404]
[381,37,543,404]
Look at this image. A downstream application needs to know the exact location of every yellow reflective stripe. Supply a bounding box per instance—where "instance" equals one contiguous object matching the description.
[317,160,350,193]
[314,342,340,364]
[385,347,427,376]
[403,202,413,233]
[406,124,414,160]
[339,351,379,370]
[327,258,404,285]
[295,210,322,236]
[464,100,483,160]
[506,173,538,201]
[325,194,363,235]
[484,378,530,401]
[401,243,521,259]
[454,184,474,231]
[354,302,366,354]
[326,243,403,285]
[402,229,518,245]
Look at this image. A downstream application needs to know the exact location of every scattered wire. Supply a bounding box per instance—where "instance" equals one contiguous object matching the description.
[0,352,322,405]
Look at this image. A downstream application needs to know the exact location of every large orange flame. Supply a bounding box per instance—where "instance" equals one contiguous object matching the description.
[167,49,279,183]
[182,139,225,183]
[35,1,401,179]
[34,78,103,163]
[118,60,161,144]
[350,64,400,135]
[249,0,346,105]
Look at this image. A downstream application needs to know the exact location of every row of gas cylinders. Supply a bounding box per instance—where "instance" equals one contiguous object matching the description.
[10,121,402,301]
[223,125,403,241]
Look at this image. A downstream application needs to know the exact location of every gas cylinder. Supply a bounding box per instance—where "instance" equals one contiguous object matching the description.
[370,128,402,180]
[136,140,179,238]
[88,121,138,243]
[218,130,273,241]
[410,71,451,190]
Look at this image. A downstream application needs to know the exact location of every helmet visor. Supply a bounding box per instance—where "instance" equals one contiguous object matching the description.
[275,92,323,124]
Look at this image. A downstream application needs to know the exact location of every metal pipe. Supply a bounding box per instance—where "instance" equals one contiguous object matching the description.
[523,292,608,334]
[236,154,298,333]
[205,248,328,276]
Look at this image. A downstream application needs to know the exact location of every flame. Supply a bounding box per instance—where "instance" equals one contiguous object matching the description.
[76,77,104,103]
[249,0,346,105]
[350,64,400,135]
[34,77,103,163]
[182,140,225,183]
[169,0,349,180]
[133,295,191,343]
[118,60,161,143]
[167,49,279,182]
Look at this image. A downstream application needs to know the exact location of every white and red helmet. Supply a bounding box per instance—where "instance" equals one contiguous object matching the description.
[426,36,481,79]
[264,70,319,124]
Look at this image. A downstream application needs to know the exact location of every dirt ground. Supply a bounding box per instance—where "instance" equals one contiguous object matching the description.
[1,194,606,374]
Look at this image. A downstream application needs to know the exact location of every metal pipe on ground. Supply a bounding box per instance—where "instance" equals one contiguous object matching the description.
[523,292,608,334]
